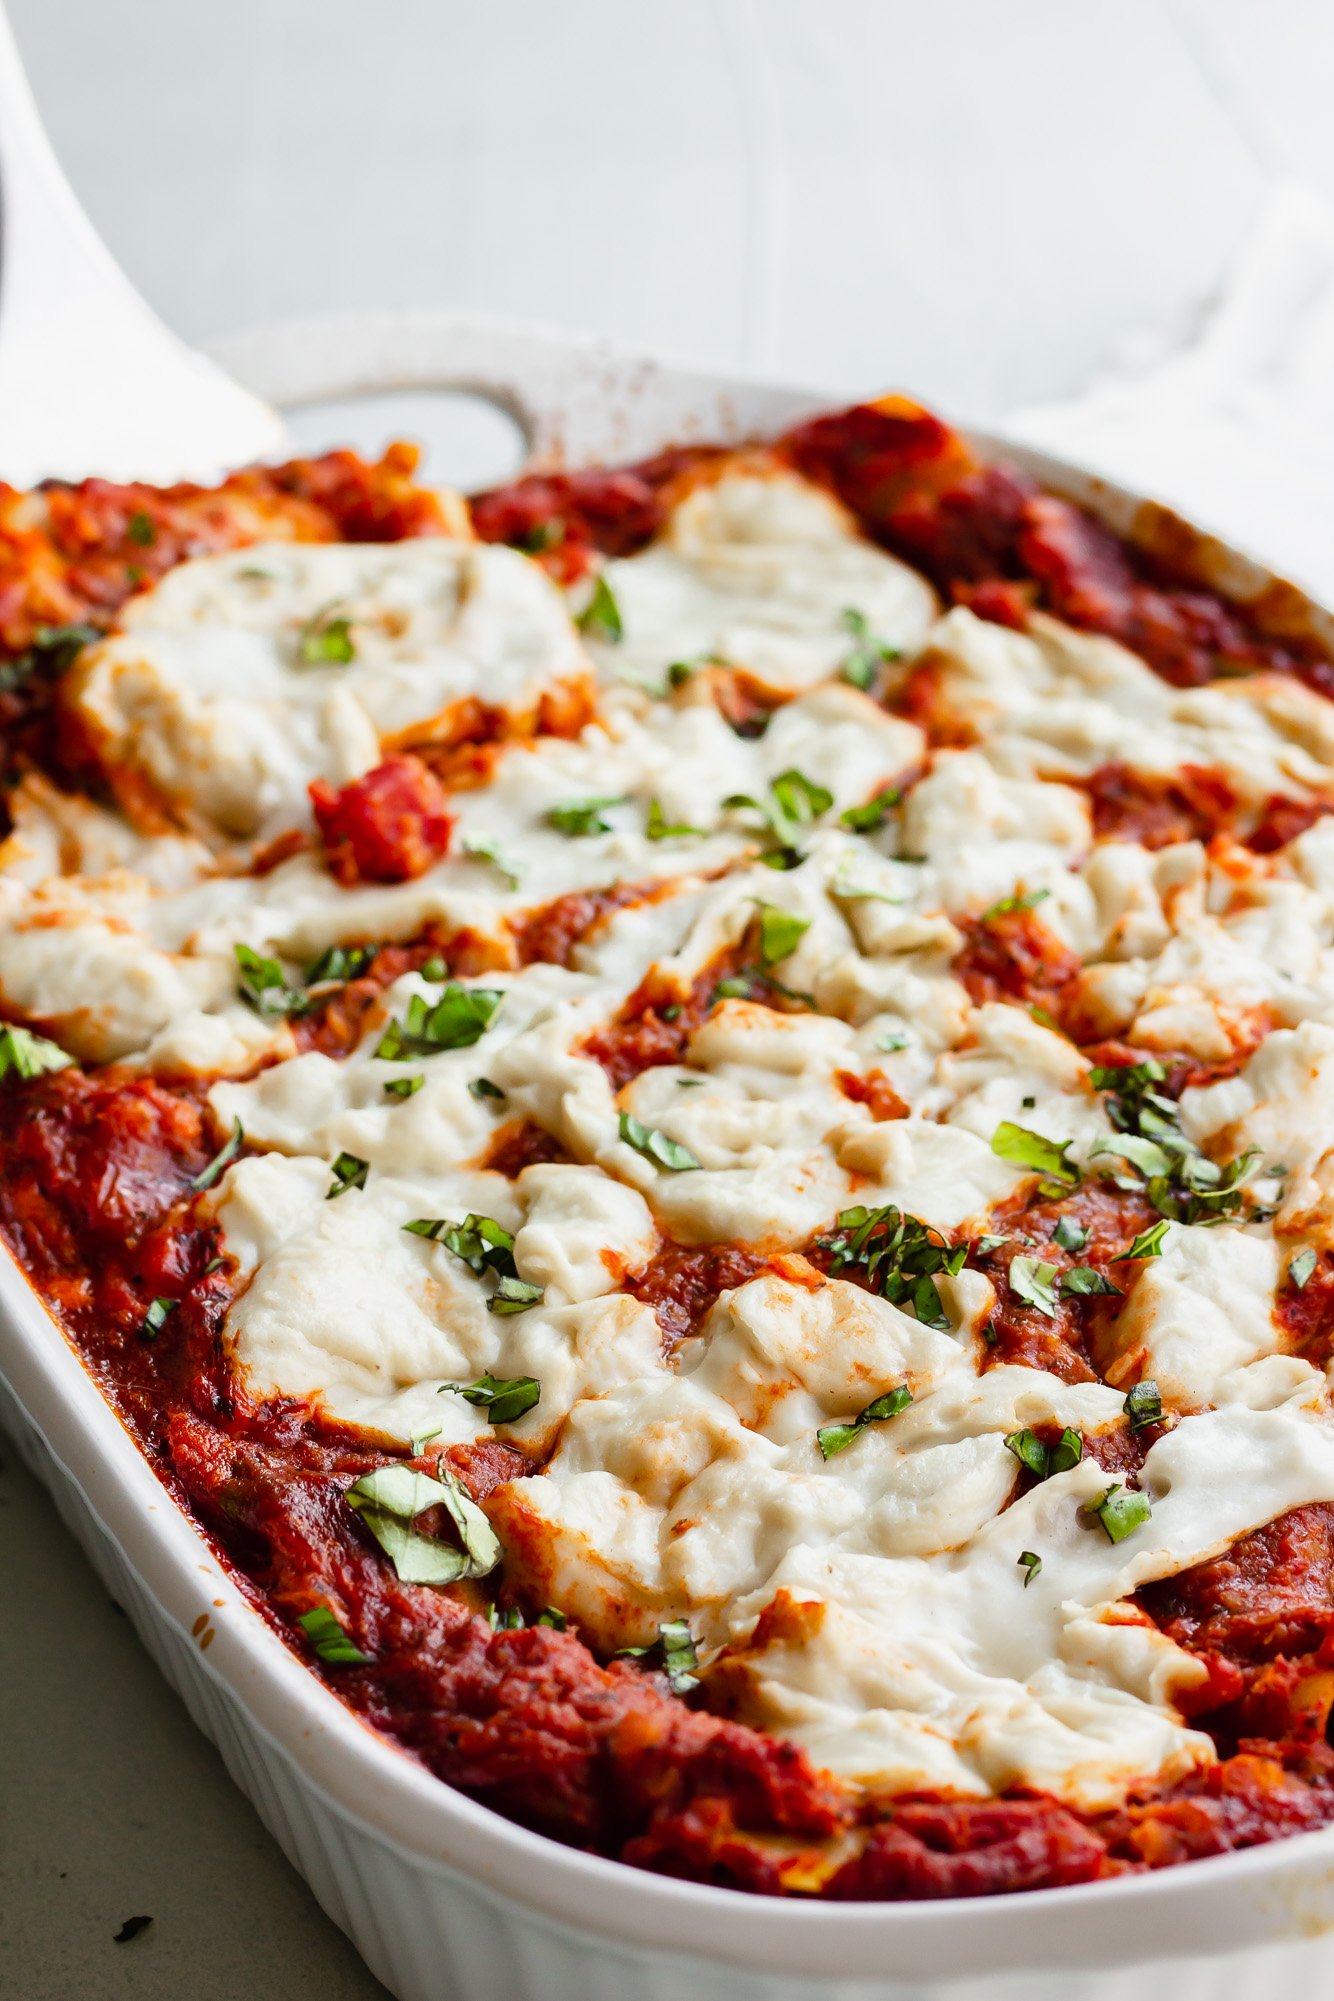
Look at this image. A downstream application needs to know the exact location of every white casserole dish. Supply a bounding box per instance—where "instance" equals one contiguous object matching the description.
[6,313,1334,2001]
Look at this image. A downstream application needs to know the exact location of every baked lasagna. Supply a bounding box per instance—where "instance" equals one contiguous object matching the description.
[6,401,1334,1899]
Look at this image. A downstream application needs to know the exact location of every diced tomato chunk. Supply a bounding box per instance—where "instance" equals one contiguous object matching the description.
[310,755,454,884]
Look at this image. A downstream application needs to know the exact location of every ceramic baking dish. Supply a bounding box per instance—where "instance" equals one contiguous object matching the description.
[4,304,1334,2001]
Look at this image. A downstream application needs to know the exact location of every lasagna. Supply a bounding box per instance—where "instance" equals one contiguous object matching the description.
[6,401,1334,1898]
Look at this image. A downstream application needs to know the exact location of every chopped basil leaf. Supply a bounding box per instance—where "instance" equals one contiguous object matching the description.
[1005,1427,1082,1480]
[666,658,698,688]
[1086,1482,1152,1544]
[442,1372,541,1424]
[327,1151,369,1199]
[816,1384,912,1459]
[461,835,523,888]
[1008,1255,1061,1318]
[0,1022,74,1082]
[990,1121,1080,1195]
[406,1211,544,1313]
[1030,1004,1061,1032]
[234,943,306,1017]
[126,509,156,547]
[297,605,355,665]
[1093,1133,1175,1179]
[660,1003,682,1022]
[384,1073,426,1100]
[345,1462,501,1583]
[1048,1427,1084,1474]
[981,886,1050,922]
[1059,1265,1121,1298]
[201,1256,227,1276]
[469,1076,505,1100]
[373,985,503,1059]
[491,1273,546,1313]
[840,786,901,833]
[1089,1058,1167,1094]
[875,1029,910,1052]
[1092,1063,1258,1227]
[839,607,901,690]
[831,867,902,905]
[616,1618,700,1694]
[815,1205,965,1330]
[771,767,834,823]
[618,1111,701,1172]
[1005,1428,1048,1478]
[576,572,623,642]
[298,1603,371,1665]
[1017,1550,1043,1587]
[756,903,811,965]
[1123,1380,1164,1432]
[0,621,101,694]
[547,795,627,837]
[724,768,831,865]
[1290,1248,1318,1290]
[646,798,703,841]
[190,1118,243,1192]
[410,1424,442,1453]
[536,1605,567,1631]
[1123,1219,1171,1260]
[140,1296,177,1341]
[304,943,378,986]
[517,518,565,553]
[973,1233,1006,1254]
[488,1603,524,1631]
[1053,1215,1089,1253]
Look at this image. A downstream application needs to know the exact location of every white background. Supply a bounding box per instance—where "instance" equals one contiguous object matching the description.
[4,4,1334,1997]
[12,0,1334,425]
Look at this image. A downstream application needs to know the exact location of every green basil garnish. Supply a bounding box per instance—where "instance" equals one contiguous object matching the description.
[1290,1248,1318,1290]
[405,1212,544,1314]
[990,1121,1080,1196]
[0,1023,74,1082]
[345,1463,501,1583]
[374,985,503,1059]
[190,1118,244,1193]
[327,1151,369,1199]
[297,605,355,665]
[442,1373,541,1424]
[615,1617,699,1694]
[140,1297,177,1341]
[462,836,522,887]
[1086,1482,1151,1544]
[1005,1427,1082,1480]
[756,903,811,966]
[576,573,623,643]
[618,1112,701,1172]
[1123,1380,1164,1432]
[298,1604,371,1665]
[816,1385,913,1459]
[546,796,627,837]
[815,1205,965,1330]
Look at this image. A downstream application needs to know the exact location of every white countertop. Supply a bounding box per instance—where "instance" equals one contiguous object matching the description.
[0,1444,387,2000]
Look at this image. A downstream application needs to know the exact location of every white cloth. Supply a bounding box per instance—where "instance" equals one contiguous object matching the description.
[1008,184,1334,606]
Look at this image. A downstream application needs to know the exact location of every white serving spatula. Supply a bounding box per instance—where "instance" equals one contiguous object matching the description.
[0,3,286,487]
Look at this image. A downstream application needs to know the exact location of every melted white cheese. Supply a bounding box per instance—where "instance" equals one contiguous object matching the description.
[67,538,594,839]
[598,467,938,696]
